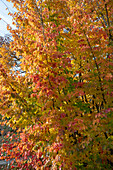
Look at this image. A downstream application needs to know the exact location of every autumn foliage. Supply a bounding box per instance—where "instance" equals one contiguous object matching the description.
[0,0,113,169]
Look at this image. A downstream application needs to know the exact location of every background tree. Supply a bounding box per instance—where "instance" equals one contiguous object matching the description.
[0,0,113,169]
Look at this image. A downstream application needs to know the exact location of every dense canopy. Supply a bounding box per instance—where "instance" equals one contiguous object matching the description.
[0,0,113,169]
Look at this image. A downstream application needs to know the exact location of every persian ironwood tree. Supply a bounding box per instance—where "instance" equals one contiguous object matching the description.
[0,0,113,169]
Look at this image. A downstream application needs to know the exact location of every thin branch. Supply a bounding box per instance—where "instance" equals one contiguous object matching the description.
[0,18,9,25]
[105,3,113,41]
[33,0,46,42]
[83,28,106,104]
[0,0,13,13]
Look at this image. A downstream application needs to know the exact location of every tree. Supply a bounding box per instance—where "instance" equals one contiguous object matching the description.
[0,0,113,169]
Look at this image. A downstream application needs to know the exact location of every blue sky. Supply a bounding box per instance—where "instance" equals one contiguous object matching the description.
[0,0,16,36]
